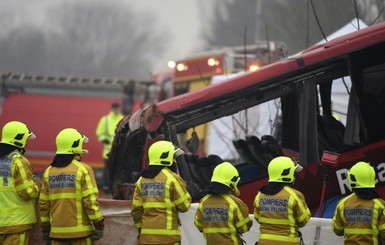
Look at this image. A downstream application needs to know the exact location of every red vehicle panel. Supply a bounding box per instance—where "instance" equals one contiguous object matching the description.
[0,93,120,173]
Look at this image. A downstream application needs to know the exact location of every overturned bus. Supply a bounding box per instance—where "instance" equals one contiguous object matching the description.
[108,21,385,216]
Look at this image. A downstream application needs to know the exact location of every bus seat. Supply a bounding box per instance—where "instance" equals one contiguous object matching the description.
[196,154,222,173]
[175,153,205,202]
[181,153,210,190]
[317,114,345,152]
[233,138,266,169]
[321,115,345,149]
[245,135,270,169]
[261,135,284,157]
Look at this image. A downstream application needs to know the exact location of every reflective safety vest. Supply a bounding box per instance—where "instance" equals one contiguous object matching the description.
[39,158,103,239]
[254,185,311,245]
[96,111,123,159]
[332,193,385,245]
[0,151,39,234]
[131,167,192,244]
[194,193,252,245]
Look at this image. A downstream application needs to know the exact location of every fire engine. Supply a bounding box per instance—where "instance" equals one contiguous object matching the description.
[173,41,288,96]
[0,73,151,180]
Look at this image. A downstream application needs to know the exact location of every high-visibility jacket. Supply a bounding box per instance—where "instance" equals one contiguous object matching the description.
[96,111,123,159]
[39,156,103,239]
[131,167,192,244]
[194,193,252,245]
[254,185,310,245]
[332,193,385,245]
[0,150,39,234]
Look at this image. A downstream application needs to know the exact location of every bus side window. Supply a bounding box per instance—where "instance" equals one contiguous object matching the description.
[359,62,385,143]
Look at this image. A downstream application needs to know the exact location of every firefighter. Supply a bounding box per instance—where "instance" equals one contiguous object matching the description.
[332,161,385,244]
[0,121,40,245]
[254,156,310,245]
[194,161,252,244]
[131,140,192,245]
[95,102,124,192]
[39,128,104,245]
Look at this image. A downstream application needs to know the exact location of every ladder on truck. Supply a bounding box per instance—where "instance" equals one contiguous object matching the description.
[0,72,151,97]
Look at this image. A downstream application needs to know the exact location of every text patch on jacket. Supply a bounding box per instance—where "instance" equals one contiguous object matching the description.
[48,174,76,189]
[142,182,165,197]
[259,197,288,213]
[344,208,373,223]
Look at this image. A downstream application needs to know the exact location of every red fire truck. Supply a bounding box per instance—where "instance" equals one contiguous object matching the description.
[0,73,150,180]
[173,41,288,96]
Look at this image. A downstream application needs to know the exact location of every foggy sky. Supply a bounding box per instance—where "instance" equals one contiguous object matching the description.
[0,0,383,80]
[0,0,207,78]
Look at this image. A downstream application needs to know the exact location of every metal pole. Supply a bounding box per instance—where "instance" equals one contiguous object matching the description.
[255,0,262,42]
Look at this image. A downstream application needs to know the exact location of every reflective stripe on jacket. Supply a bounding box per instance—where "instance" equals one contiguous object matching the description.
[254,185,310,245]
[194,193,252,245]
[0,151,39,234]
[131,167,192,244]
[95,112,123,159]
[39,157,103,239]
[332,193,385,245]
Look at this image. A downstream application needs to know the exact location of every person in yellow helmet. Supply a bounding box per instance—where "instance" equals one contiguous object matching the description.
[254,156,310,245]
[332,161,385,244]
[39,128,104,245]
[95,102,124,193]
[0,121,40,245]
[194,161,252,244]
[131,140,192,245]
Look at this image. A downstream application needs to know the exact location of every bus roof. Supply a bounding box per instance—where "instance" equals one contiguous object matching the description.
[157,21,385,117]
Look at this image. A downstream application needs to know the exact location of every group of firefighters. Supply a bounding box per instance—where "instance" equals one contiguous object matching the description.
[1,119,385,245]
[131,141,385,244]
[0,121,103,245]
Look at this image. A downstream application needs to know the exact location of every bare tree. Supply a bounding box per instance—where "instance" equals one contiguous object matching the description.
[199,0,257,47]
[0,26,48,73]
[357,0,385,24]
[0,1,169,78]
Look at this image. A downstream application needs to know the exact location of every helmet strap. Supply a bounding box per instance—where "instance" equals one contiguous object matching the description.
[74,154,82,161]
[18,148,26,155]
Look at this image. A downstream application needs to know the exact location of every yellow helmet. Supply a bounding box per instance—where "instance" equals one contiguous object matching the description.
[1,121,36,148]
[268,156,303,183]
[211,162,241,195]
[56,128,89,155]
[148,140,183,166]
[348,161,375,189]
